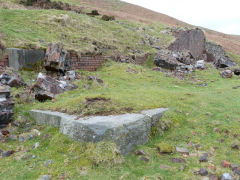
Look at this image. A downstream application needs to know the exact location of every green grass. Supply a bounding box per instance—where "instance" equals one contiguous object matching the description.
[0,8,173,56]
[1,61,240,179]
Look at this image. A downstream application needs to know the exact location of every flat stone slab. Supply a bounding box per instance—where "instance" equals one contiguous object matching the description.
[30,108,168,155]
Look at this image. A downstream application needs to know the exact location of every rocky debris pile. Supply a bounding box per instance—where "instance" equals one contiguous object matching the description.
[205,42,236,68]
[0,86,14,127]
[0,67,25,87]
[154,28,236,72]
[220,70,233,78]
[44,43,71,75]
[31,73,78,101]
[154,49,195,72]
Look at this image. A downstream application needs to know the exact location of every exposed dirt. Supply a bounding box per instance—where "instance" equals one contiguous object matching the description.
[80,0,240,56]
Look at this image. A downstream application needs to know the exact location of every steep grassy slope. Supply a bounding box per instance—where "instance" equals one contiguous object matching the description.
[1,62,240,179]
[0,8,173,56]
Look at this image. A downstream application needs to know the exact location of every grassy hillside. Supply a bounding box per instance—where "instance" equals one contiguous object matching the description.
[0,1,240,180]
[0,8,173,56]
[1,61,240,179]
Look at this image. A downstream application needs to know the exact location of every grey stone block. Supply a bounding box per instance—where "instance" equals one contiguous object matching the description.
[7,48,45,71]
[30,108,168,155]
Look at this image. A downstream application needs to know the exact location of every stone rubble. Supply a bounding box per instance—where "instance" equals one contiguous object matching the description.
[220,70,233,78]
[0,85,14,127]
[31,73,78,101]
[0,67,25,87]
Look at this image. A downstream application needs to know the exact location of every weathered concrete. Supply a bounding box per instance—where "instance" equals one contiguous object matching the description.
[7,48,45,71]
[30,108,168,155]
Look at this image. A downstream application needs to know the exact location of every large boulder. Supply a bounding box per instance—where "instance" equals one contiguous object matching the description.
[0,86,14,127]
[169,28,206,59]
[31,73,77,101]
[205,42,236,68]
[44,43,71,74]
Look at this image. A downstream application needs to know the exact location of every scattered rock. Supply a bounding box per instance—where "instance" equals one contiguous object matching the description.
[199,83,208,87]
[0,86,14,126]
[33,142,40,149]
[159,164,170,169]
[221,173,233,180]
[86,75,104,86]
[2,150,15,158]
[176,147,189,155]
[0,132,2,140]
[199,168,208,176]
[233,168,240,175]
[233,68,240,76]
[18,136,25,142]
[170,158,186,163]
[208,174,220,180]
[31,73,77,101]
[195,60,205,69]
[157,143,175,154]
[140,156,150,163]
[231,164,239,171]
[38,175,52,180]
[44,160,54,167]
[199,153,208,162]
[231,143,239,150]
[232,85,240,89]
[222,160,231,168]
[64,71,76,81]
[135,150,146,156]
[220,70,232,78]
[0,67,25,87]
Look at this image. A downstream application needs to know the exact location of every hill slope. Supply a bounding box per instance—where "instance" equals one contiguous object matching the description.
[80,0,240,56]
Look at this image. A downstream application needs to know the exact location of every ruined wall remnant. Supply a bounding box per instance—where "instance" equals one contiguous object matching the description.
[168,28,206,59]
[7,48,45,71]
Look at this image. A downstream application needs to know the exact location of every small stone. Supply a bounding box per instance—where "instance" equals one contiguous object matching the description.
[221,173,233,180]
[44,160,54,167]
[176,147,189,155]
[219,139,225,143]
[33,129,41,136]
[207,164,216,171]
[233,168,240,175]
[231,143,239,149]
[171,158,186,163]
[32,155,36,159]
[19,136,24,142]
[222,160,231,168]
[9,135,17,141]
[140,156,150,163]
[157,143,175,154]
[27,134,34,140]
[2,150,15,158]
[208,174,219,180]
[199,153,208,162]
[38,175,51,180]
[199,168,208,176]
[33,142,40,149]
[231,164,239,171]
[159,164,170,169]
[135,149,146,156]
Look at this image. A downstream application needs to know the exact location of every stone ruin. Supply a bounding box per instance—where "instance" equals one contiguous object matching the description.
[154,28,236,72]
[44,43,71,75]
[0,86,14,127]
